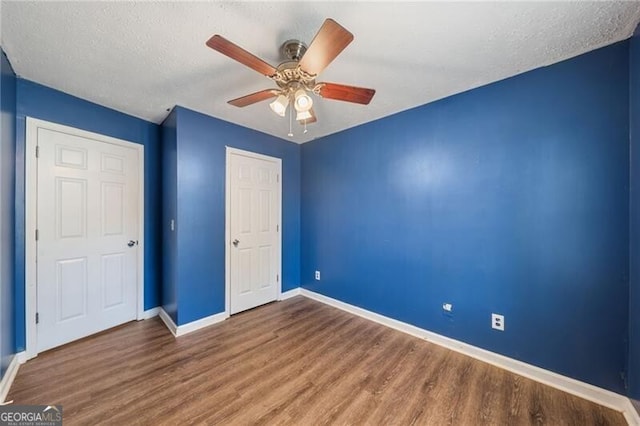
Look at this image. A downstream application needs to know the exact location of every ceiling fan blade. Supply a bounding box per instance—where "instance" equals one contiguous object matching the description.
[228,89,280,107]
[316,83,376,105]
[298,108,317,125]
[298,19,354,76]
[206,35,277,77]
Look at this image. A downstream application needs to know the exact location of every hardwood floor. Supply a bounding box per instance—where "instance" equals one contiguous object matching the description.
[8,296,626,425]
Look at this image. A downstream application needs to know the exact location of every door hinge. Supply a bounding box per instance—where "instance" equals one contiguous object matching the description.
[35,145,39,158]
[276,274,279,282]
[36,312,39,324]
[35,229,39,241]
[277,174,280,183]
[277,224,279,232]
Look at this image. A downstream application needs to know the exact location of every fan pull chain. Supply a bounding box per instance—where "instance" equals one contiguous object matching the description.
[288,104,293,137]
[304,120,308,134]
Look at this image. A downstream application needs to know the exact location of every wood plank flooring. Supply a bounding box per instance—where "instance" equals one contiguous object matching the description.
[8,296,626,425]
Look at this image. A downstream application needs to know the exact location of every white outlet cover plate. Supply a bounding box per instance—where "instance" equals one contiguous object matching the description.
[492,313,505,331]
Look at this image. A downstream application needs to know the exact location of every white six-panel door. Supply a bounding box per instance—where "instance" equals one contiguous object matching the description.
[227,148,281,315]
[35,126,140,353]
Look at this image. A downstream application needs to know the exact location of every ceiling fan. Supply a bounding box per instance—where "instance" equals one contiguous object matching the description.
[206,19,376,135]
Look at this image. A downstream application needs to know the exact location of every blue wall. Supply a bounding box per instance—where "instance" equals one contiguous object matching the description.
[166,106,300,325]
[301,41,630,393]
[629,25,640,401]
[14,79,162,351]
[161,109,178,323]
[0,50,16,378]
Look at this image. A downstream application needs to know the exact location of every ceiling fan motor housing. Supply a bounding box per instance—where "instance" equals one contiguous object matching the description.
[281,39,308,61]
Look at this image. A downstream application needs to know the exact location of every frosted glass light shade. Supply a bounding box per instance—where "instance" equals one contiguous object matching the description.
[269,95,289,117]
[296,110,312,121]
[293,89,313,112]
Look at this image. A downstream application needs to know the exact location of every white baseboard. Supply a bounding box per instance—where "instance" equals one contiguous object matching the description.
[139,307,160,320]
[159,308,228,337]
[159,289,300,337]
[158,308,179,336]
[623,399,640,425]
[15,353,26,364]
[0,352,26,404]
[300,288,638,424]
[279,288,301,300]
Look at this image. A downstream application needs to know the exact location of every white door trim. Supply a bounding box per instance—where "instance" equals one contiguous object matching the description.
[25,117,145,359]
[224,146,282,317]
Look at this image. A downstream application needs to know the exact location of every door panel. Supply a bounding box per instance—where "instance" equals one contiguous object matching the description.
[239,250,252,294]
[56,257,88,321]
[102,183,124,235]
[102,253,125,309]
[228,150,281,314]
[259,190,271,231]
[101,153,125,174]
[56,178,87,239]
[56,145,87,169]
[258,246,271,288]
[36,127,139,353]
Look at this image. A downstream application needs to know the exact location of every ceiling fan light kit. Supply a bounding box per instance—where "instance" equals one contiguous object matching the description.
[206,18,376,137]
[269,94,289,117]
[293,89,313,112]
[296,110,313,121]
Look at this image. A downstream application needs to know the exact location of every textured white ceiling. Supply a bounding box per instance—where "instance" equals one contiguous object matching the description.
[2,1,640,143]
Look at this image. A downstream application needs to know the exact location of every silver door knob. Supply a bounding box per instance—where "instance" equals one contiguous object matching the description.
[232,239,239,247]
[128,240,137,247]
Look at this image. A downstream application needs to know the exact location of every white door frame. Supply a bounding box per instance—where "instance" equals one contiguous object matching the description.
[25,117,145,359]
[224,146,282,317]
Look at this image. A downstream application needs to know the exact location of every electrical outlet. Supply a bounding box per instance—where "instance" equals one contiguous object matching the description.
[442,303,453,319]
[315,270,321,280]
[492,313,505,331]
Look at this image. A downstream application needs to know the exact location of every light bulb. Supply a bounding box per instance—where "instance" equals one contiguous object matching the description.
[294,89,313,112]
